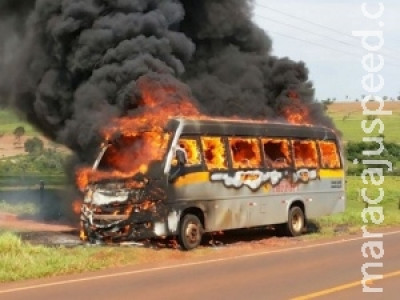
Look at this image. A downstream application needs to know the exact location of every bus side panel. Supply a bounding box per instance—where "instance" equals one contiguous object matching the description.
[169,173,288,231]
[168,169,345,232]
[170,173,252,231]
[304,171,345,218]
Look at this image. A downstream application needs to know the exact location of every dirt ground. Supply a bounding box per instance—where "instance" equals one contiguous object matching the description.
[0,135,28,158]
[0,211,82,246]
[327,100,400,114]
[0,213,301,250]
[0,212,76,232]
[0,135,69,158]
[0,206,324,250]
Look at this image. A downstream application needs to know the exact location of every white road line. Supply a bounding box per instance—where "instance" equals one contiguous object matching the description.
[1,230,400,294]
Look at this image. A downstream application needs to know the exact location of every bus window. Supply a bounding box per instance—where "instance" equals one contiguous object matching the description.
[262,138,292,169]
[292,140,319,169]
[318,141,341,169]
[229,138,262,169]
[172,138,202,167]
[201,137,228,170]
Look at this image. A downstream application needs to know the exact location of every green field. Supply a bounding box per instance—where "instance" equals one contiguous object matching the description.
[327,101,400,143]
[0,109,38,136]
[311,176,400,236]
[331,114,400,143]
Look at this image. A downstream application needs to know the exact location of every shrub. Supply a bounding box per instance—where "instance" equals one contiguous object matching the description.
[24,137,44,155]
[13,126,25,142]
[345,141,400,175]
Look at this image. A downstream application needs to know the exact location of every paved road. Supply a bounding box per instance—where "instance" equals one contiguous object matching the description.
[1,231,399,300]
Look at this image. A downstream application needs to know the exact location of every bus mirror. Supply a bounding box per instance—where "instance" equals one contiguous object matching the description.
[176,148,187,166]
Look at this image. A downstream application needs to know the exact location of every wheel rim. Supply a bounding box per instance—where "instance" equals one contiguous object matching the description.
[185,222,200,245]
[291,211,303,232]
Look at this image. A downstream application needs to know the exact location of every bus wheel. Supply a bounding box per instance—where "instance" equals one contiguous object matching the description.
[277,206,305,237]
[287,206,305,236]
[178,214,203,250]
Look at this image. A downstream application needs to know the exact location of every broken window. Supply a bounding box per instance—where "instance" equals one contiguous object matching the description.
[98,132,170,173]
[201,137,228,170]
[172,138,202,167]
[229,138,262,169]
[292,140,319,169]
[318,141,341,169]
[262,138,292,169]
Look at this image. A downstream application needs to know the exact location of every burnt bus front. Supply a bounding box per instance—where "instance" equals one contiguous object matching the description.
[80,127,181,243]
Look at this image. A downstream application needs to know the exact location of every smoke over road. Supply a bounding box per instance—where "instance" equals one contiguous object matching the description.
[0,0,334,164]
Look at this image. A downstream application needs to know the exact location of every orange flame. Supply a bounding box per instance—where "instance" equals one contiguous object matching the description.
[201,137,228,170]
[293,140,318,168]
[72,199,82,215]
[262,138,292,168]
[173,139,202,166]
[319,141,340,168]
[282,91,312,125]
[76,77,202,190]
[229,138,262,169]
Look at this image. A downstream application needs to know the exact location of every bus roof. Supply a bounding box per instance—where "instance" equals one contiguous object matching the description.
[166,118,338,141]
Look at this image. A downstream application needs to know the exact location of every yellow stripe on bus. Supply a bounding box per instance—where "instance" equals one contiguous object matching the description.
[174,172,210,187]
[319,169,344,178]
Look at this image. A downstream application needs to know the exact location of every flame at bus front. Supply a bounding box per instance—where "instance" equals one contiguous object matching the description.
[76,77,201,190]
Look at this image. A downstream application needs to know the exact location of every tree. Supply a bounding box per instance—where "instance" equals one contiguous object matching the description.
[13,126,25,144]
[24,137,44,155]
[383,96,388,101]
[397,96,400,101]
[322,98,333,112]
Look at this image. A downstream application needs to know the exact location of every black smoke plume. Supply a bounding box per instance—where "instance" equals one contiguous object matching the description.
[0,0,36,104]
[0,0,334,164]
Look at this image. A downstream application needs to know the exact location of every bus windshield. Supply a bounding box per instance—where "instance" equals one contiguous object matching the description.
[96,132,171,175]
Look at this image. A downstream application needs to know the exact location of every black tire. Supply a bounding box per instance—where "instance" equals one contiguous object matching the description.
[277,206,306,237]
[178,214,203,250]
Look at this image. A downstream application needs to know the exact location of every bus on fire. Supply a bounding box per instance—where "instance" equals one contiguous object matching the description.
[80,118,345,250]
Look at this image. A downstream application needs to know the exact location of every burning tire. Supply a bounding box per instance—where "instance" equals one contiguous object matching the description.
[277,206,305,237]
[178,214,203,250]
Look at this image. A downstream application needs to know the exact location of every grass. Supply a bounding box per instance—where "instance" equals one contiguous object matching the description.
[332,115,400,143]
[0,174,67,187]
[0,109,38,136]
[0,231,213,282]
[0,231,142,282]
[309,176,400,237]
[327,101,400,143]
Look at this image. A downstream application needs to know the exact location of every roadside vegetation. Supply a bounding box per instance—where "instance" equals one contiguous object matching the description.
[0,231,144,282]
[0,231,213,282]
[309,176,400,237]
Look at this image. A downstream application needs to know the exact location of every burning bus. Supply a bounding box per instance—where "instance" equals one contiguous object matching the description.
[79,117,345,250]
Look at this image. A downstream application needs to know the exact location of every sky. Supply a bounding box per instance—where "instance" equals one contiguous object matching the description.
[252,0,400,101]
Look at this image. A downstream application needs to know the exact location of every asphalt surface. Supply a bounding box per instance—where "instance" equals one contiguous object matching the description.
[1,230,399,300]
